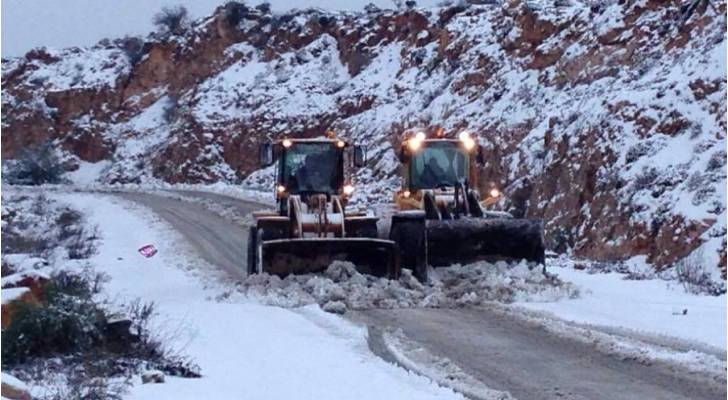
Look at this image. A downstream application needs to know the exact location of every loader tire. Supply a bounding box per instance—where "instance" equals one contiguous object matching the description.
[390,213,427,283]
[247,226,258,276]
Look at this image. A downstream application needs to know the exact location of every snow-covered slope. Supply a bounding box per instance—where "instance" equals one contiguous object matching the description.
[2,0,726,273]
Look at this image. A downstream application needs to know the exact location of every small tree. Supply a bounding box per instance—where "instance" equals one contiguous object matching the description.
[224,1,248,27]
[153,5,190,36]
[119,36,146,66]
[162,94,181,124]
[364,3,381,13]
[4,141,65,185]
[255,1,271,14]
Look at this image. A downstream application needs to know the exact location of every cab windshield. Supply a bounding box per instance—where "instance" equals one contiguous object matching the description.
[280,143,343,194]
[409,141,468,190]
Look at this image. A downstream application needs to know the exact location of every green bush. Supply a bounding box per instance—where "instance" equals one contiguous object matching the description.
[2,292,107,365]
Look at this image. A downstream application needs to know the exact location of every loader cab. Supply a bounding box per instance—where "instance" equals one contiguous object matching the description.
[398,131,481,192]
[407,140,470,190]
[259,137,365,215]
[395,130,495,215]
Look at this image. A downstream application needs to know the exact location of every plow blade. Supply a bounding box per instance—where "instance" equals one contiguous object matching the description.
[260,238,399,278]
[426,217,545,266]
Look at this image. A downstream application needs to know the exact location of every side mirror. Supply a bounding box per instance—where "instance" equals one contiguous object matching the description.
[353,145,366,168]
[259,142,273,167]
[476,145,485,166]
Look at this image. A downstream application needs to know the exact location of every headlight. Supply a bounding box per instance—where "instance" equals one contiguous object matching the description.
[403,190,411,198]
[415,131,426,141]
[407,138,422,152]
[489,188,500,198]
[336,140,346,148]
[343,184,355,196]
[277,185,286,194]
[282,139,293,148]
[459,130,476,151]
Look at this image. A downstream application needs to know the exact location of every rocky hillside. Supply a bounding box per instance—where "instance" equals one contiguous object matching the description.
[2,0,726,272]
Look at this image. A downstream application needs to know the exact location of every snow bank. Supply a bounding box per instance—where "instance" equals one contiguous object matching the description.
[1,372,29,391]
[381,328,514,400]
[238,260,578,312]
[519,258,727,350]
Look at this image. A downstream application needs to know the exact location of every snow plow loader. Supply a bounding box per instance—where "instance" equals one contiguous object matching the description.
[388,130,545,282]
[248,135,399,279]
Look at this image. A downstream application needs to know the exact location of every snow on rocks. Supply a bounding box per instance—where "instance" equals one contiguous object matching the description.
[238,260,579,313]
[1,287,32,305]
[11,46,130,92]
[140,370,165,384]
[1,372,31,400]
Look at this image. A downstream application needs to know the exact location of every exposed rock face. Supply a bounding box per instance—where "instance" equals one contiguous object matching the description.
[2,1,725,271]
[1,288,41,329]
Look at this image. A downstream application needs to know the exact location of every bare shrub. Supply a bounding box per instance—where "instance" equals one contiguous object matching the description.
[40,374,127,400]
[224,1,249,26]
[4,141,66,185]
[675,250,725,295]
[153,5,190,36]
[56,209,83,241]
[2,232,52,255]
[632,167,658,191]
[126,300,158,356]
[364,3,381,13]
[12,358,129,400]
[706,150,726,172]
[256,1,271,13]
[119,36,146,66]
[66,226,99,260]
[162,94,181,124]
[625,141,651,164]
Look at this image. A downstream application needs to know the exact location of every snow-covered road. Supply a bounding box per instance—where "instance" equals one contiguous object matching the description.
[57,190,726,400]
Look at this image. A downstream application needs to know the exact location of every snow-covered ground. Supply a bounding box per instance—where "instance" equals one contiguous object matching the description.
[519,262,727,351]
[54,192,464,399]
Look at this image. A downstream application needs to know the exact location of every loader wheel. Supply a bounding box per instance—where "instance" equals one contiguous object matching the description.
[390,213,427,283]
[246,226,258,276]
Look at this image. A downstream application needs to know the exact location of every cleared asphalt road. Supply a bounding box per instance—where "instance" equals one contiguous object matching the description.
[117,191,261,280]
[119,191,726,400]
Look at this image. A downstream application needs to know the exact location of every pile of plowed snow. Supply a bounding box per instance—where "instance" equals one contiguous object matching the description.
[236,261,579,313]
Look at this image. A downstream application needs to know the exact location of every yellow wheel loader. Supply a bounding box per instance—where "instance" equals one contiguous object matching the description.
[248,135,399,278]
[388,130,545,282]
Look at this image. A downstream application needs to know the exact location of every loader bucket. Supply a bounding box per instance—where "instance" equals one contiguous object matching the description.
[426,217,545,266]
[260,238,399,278]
